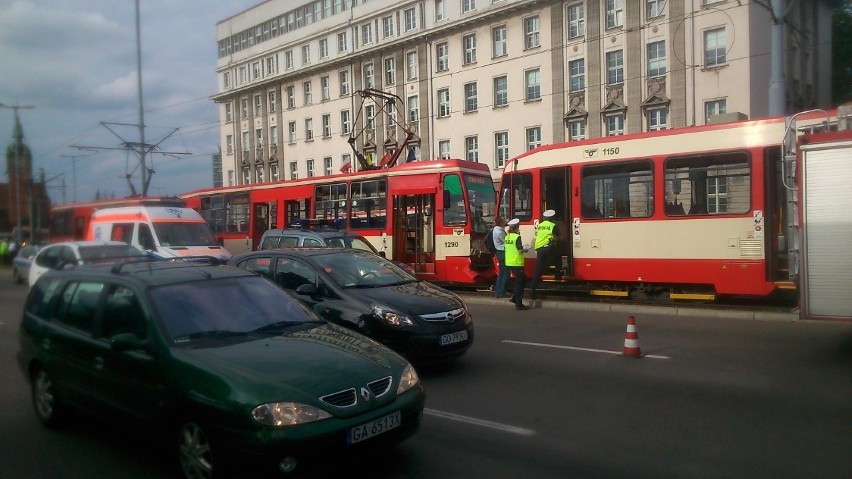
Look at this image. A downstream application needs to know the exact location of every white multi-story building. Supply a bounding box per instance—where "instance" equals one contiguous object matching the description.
[213,0,833,187]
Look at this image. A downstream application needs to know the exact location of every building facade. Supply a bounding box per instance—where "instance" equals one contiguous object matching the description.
[2,112,51,243]
[213,0,834,187]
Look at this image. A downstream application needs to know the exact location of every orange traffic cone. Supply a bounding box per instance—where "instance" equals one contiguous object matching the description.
[621,315,643,358]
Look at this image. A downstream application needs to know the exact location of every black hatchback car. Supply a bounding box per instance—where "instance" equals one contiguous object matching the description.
[230,248,474,362]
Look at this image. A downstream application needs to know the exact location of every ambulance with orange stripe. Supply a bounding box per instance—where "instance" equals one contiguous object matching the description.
[87,206,232,263]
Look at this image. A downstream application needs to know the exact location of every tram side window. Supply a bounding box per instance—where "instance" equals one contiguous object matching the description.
[664,152,750,216]
[350,179,387,229]
[443,175,467,226]
[315,183,349,223]
[497,173,533,223]
[201,196,226,234]
[580,161,653,219]
[225,193,250,233]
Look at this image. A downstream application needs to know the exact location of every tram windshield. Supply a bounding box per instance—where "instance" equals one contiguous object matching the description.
[465,174,497,234]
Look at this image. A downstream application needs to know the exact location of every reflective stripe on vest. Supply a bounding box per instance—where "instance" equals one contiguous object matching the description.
[504,232,524,266]
[534,220,555,250]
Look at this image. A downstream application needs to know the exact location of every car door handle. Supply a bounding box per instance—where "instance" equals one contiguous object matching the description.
[93,356,105,371]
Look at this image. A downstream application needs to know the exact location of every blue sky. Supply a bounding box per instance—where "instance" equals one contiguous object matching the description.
[0,0,258,204]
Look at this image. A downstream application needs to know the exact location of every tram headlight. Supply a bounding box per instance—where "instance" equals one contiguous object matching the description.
[372,304,414,327]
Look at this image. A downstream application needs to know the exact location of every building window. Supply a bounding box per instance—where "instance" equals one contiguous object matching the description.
[492,25,507,58]
[462,0,476,14]
[270,126,278,146]
[241,98,248,118]
[463,34,477,65]
[465,136,479,162]
[464,82,478,112]
[242,168,250,184]
[270,164,279,181]
[436,42,449,72]
[305,118,314,141]
[436,0,446,21]
[647,41,666,77]
[255,128,263,148]
[606,114,625,136]
[339,70,350,96]
[265,57,275,76]
[322,114,331,137]
[303,81,312,105]
[606,50,624,85]
[284,50,293,69]
[569,59,585,92]
[307,159,315,178]
[406,51,418,81]
[361,23,373,45]
[242,131,249,151]
[525,68,541,101]
[255,167,264,183]
[524,16,540,49]
[286,85,295,109]
[225,103,233,122]
[226,135,233,154]
[337,32,348,53]
[341,109,351,134]
[365,104,376,130]
[439,140,451,159]
[568,3,585,38]
[382,16,395,39]
[384,57,396,85]
[288,121,297,143]
[290,161,298,180]
[495,131,509,167]
[340,154,350,174]
[494,75,508,107]
[319,39,328,59]
[704,27,727,67]
[223,71,231,88]
[526,127,541,151]
[647,0,664,18]
[647,108,668,131]
[239,66,247,83]
[438,88,450,117]
[408,95,419,123]
[321,76,330,101]
[253,61,261,80]
[254,95,263,116]
[364,63,375,88]
[606,0,624,29]
[404,8,417,31]
[228,170,235,186]
[268,90,277,113]
[324,157,332,176]
[704,99,727,123]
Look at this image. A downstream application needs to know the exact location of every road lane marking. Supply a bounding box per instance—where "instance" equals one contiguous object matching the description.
[503,340,671,360]
[424,408,536,436]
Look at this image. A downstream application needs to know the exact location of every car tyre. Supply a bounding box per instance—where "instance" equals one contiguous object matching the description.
[177,419,219,479]
[31,368,64,428]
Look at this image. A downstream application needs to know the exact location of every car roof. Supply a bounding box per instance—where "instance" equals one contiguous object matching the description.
[262,228,362,238]
[233,247,374,261]
[41,260,255,288]
[43,240,131,248]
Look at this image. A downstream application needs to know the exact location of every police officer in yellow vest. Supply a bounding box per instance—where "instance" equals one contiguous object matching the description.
[530,209,561,301]
[505,218,532,310]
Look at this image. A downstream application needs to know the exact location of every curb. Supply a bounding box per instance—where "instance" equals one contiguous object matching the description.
[459,294,799,322]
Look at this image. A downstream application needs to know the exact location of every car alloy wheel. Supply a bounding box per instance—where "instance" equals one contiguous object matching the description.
[32,368,62,427]
[178,420,215,479]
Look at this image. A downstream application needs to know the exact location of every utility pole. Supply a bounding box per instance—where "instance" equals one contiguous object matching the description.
[60,152,95,203]
[768,0,786,116]
[0,102,35,246]
[135,0,148,195]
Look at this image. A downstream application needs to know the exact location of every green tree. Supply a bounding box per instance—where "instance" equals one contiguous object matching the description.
[833,2,852,105]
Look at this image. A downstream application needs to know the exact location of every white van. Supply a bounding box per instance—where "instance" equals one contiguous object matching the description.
[87,206,232,263]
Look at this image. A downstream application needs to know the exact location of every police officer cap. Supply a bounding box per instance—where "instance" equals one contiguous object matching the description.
[507,218,520,226]
[543,209,556,218]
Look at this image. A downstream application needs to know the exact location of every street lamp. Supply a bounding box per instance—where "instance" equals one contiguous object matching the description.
[0,102,35,246]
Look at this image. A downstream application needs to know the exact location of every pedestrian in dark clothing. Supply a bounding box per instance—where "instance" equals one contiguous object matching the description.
[504,218,531,310]
[530,209,561,300]
[492,217,509,298]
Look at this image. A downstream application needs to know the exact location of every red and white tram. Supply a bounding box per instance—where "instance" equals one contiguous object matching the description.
[497,111,839,300]
[180,159,497,285]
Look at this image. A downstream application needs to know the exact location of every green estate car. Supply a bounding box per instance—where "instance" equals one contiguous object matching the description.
[18,260,424,479]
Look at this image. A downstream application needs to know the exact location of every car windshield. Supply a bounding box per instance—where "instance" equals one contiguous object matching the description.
[78,244,144,263]
[153,222,219,247]
[325,236,377,253]
[314,251,416,288]
[150,276,322,342]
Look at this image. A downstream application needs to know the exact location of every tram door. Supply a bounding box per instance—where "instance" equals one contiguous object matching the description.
[764,146,791,283]
[539,166,572,277]
[392,194,435,275]
[251,202,274,251]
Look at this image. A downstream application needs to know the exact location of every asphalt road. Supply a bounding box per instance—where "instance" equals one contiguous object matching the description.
[1,267,850,479]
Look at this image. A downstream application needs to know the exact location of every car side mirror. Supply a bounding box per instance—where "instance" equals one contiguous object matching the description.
[111,333,148,352]
[378,251,387,258]
[295,283,318,296]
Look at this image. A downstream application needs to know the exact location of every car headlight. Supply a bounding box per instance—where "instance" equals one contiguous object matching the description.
[372,304,414,327]
[252,402,332,426]
[396,363,420,395]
